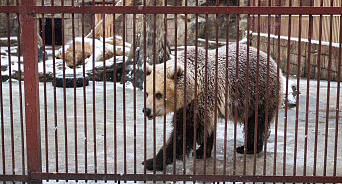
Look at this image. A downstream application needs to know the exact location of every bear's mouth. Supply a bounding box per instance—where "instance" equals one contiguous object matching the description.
[147,110,161,120]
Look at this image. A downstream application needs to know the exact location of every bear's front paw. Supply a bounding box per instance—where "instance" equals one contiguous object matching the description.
[141,158,164,171]
[236,146,260,154]
[194,147,212,159]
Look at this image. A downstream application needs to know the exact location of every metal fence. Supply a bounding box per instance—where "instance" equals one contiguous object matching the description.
[0,0,342,183]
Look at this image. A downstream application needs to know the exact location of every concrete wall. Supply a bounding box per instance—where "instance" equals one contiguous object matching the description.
[251,33,342,82]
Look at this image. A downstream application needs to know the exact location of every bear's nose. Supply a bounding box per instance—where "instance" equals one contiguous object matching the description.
[142,108,151,116]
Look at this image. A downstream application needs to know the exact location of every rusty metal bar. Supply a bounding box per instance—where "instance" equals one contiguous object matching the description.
[122,12,127,176]
[303,1,314,177]
[133,2,137,178]
[233,1,240,176]
[81,11,88,176]
[283,1,292,176]
[222,1,230,176]
[112,10,118,178]
[152,9,157,174]
[334,3,342,177]
[263,2,271,175]
[8,6,342,15]
[61,10,69,175]
[31,173,342,183]
[293,1,302,176]
[91,10,97,176]
[253,10,260,175]
[16,7,25,178]
[162,3,167,176]
[314,0,324,176]
[0,5,342,15]
[71,10,79,175]
[273,11,281,177]
[213,6,218,175]
[323,0,334,177]
[203,11,208,175]
[192,0,198,174]
[182,6,188,176]
[142,4,147,174]
[6,11,15,180]
[102,10,108,177]
[0,19,4,183]
[21,1,42,184]
[172,4,178,174]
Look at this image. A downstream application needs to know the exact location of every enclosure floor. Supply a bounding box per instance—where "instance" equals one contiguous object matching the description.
[1,79,341,183]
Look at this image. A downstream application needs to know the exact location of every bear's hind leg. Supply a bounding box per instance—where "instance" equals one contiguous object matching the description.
[195,132,214,159]
[237,115,265,154]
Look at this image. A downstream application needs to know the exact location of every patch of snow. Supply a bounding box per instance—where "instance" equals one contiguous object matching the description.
[252,32,342,48]
[0,37,17,41]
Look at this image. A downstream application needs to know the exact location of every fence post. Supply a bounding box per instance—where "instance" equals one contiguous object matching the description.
[21,0,42,183]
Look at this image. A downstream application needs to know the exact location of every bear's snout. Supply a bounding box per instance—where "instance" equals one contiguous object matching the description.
[142,108,151,117]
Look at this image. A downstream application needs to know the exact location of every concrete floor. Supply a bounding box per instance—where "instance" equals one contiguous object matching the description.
[0,78,341,183]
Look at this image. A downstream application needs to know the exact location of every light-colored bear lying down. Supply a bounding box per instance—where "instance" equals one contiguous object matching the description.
[142,44,285,171]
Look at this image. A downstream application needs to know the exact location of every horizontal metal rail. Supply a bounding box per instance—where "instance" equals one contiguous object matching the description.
[31,173,342,183]
[1,6,342,15]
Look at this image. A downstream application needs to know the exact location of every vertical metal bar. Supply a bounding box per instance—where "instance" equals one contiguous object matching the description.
[173,3,178,175]
[152,6,157,174]
[102,9,108,178]
[293,0,303,176]
[81,8,88,177]
[22,0,42,183]
[314,0,324,176]
[263,0,272,175]
[333,3,342,177]
[71,9,78,175]
[41,13,49,174]
[101,0,107,179]
[143,0,147,173]
[212,0,219,175]
[133,1,137,177]
[0,16,4,180]
[233,1,240,176]
[304,2,314,176]
[16,1,25,175]
[273,0,283,175]
[40,13,47,175]
[203,11,208,175]
[253,1,261,174]
[182,2,188,176]
[224,0,230,176]
[283,0,292,176]
[323,0,334,176]
[192,0,199,174]
[163,1,167,174]
[243,5,250,176]
[51,12,58,175]
[7,11,15,178]
[91,6,98,175]
[61,10,69,175]
[122,11,127,176]
[273,10,281,176]
[113,9,118,178]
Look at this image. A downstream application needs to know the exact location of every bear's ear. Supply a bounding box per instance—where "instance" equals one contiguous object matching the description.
[145,63,152,76]
[168,64,184,79]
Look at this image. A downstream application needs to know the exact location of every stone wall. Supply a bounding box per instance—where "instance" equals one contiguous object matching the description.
[251,33,342,82]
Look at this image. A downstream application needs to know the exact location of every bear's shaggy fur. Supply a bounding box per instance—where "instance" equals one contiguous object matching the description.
[142,44,284,171]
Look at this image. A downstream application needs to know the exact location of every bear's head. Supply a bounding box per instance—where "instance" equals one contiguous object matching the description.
[142,61,185,120]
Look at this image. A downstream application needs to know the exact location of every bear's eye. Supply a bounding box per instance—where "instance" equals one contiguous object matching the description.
[146,93,148,98]
[156,93,163,100]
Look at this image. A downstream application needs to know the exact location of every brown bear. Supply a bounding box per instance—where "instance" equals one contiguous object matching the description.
[142,44,284,171]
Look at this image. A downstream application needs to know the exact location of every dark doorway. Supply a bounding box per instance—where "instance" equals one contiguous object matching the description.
[39,18,62,45]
